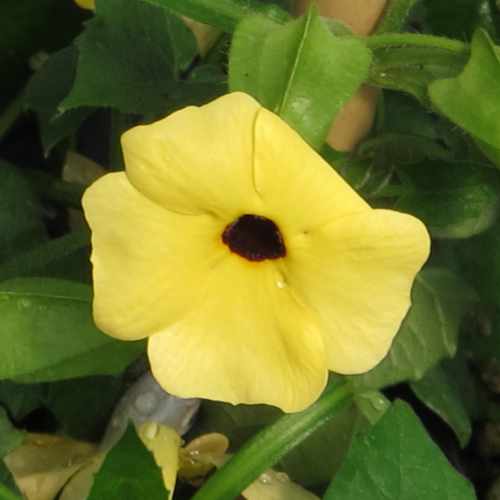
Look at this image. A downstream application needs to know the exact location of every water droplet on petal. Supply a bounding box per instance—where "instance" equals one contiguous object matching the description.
[259,473,273,485]
[143,422,158,440]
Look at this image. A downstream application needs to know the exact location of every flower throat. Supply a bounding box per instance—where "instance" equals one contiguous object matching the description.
[222,214,286,262]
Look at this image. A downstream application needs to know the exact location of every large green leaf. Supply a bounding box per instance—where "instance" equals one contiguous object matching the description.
[0,161,47,261]
[323,400,477,500]
[87,425,167,500]
[24,47,92,154]
[422,0,482,40]
[395,160,500,239]
[410,364,472,447]
[0,461,21,500]
[0,0,85,108]
[229,8,372,149]
[458,224,500,306]
[0,231,90,282]
[61,0,197,114]
[429,29,500,151]
[44,376,124,441]
[0,382,45,421]
[0,278,145,382]
[351,268,477,390]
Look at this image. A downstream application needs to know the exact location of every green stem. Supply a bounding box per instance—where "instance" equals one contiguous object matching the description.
[0,89,25,140]
[192,382,353,500]
[375,0,419,34]
[365,33,467,54]
[0,483,22,500]
[143,0,289,32]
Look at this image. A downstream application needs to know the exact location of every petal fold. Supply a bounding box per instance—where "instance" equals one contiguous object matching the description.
[121,92,262,218]
[82,173,223,340]
[252,107,369,239]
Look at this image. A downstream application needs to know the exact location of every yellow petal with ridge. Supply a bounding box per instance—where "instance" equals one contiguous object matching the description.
[283,209,430,374]
[82,172,225,340]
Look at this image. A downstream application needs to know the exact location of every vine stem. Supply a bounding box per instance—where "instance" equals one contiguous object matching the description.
[365,32,467,54]
[192,381,353,500]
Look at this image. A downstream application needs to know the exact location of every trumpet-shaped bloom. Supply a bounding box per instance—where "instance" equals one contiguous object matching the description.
[83,93,430,412]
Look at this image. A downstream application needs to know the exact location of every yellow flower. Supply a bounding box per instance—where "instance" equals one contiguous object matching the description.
[74,0,95,9]
[83,92,430,412]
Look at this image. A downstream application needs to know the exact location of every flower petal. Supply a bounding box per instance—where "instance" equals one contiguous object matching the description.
[252,107,369,238]
[82,172,224,340]
[284,209,430,374]
[121,93,262,218]
[147,257,327,412]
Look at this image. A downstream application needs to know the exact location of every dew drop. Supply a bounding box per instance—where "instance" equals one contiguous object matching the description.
[372,397,386,411]
[17,299,31,310]
[259,473,273,485]
[143,422,158,440]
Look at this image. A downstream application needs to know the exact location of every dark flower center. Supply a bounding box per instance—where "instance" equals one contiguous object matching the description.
[222,214,286,262]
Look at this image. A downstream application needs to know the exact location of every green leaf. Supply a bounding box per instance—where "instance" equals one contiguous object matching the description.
[464,307,500,364]
[229,8,372,149]
[0,408,24,458]
[0,231,90,282]
[0,161,47,261]
[422,0,482,40]
[143,0,290,32]
[323,400,477,500]
[351,268,477,390]
[0,278,145,382]
[353,391,390,426]
[44,376,124,441]
[0,382,45,421]
[0,460,22,499]
[61,0,198,114]
[395,160,500,239]
[429,29,500,151]
[458,223,500,306]
[410,364,472,447]
[87,424,167,500]
[24,47,92,154]
[0,0,85,109]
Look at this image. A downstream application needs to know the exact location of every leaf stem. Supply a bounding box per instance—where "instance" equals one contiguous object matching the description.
[192,381,353,500]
